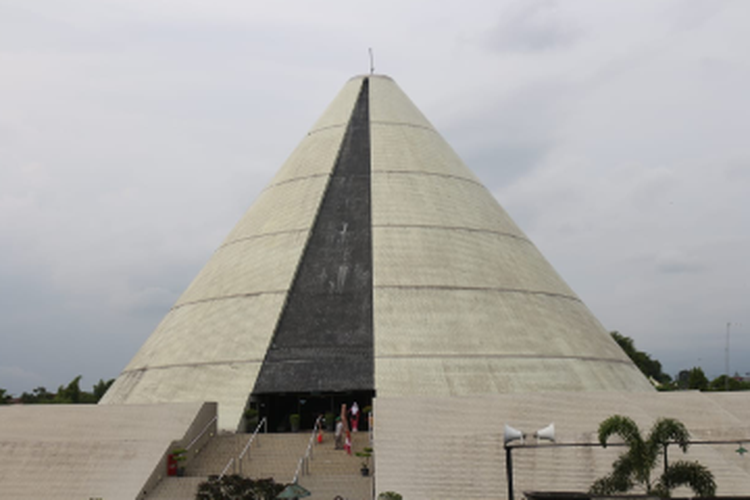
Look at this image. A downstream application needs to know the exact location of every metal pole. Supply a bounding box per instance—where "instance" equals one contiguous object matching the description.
[726,322,731,391]
[505,446,514,500]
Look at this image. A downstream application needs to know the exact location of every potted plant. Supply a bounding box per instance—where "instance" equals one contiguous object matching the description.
[324,412,335,432]
[244,408,259,433]
[289,413,301,433]
[171,448,188,477]
[356,447,373,476]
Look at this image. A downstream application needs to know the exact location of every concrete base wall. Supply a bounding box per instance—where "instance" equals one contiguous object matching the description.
[374,392,750,499]
[0,402,214,500]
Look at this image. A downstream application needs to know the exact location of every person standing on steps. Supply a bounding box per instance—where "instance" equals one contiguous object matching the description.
[334,417,344,450]
[350,401,360,432]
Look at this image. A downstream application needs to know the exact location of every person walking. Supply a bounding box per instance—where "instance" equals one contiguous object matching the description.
[350,401,360,432]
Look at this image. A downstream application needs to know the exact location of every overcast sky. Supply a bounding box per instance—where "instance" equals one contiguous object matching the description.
[1,0,748,395]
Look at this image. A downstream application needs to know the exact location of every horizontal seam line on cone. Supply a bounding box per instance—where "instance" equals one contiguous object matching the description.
[263,169,484,191]
[375,353,633,364]
[263,173,331,190]
[307,123,347,135]
[373,285,580,301]
[372,224,530,242]
[220,229,309,249]
[370,120,435,132]
[372,169,483,186]
[120,359,265,373]
[172,290,287,310]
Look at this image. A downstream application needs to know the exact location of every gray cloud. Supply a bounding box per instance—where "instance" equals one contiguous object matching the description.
[486,0,582,52]
[1,0,749,395]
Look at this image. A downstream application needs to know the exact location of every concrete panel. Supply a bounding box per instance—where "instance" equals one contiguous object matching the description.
[369,75,434,129]
[374,393,750,499]
[373,226,576,296]
[177,231,308,305]
[371,171,524,236]
[309,77,362,132]
[263,126,344,188]
[375,357,649,397]
[123,294,285,369]
[224,168,329,244]
[102,364,257,431]
[371,122,480,183]
[0,402,210,500]
[373,289,629,361]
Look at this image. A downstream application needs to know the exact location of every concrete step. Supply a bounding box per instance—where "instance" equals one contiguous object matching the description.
[144,477,205,500]
[150,431,374,500]
[185,432,313,481]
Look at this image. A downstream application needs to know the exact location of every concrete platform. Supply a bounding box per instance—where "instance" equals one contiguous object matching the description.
[0,402,215,500]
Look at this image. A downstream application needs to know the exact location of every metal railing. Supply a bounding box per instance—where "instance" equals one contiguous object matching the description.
[505,437,750,500]
[237,417,267,475]
[186,415,218,456]
[218,457,235,480]
[292,415,324,484]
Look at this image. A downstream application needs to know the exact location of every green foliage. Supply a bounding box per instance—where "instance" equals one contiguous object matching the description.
[195,475,283,500]
[653,460,717,498]
[709,374,750,391]
[377,493,403,500]
[20,387,54,404]
[92,379,115,402]
[171,448,188,463]
[289,413,300,431]
[0,388,11,404]
[356,446,373,468]
[610,332,671,384]
[16,377,115,404]
[324,411,335,431]
[53,375,90,404]
[244,408,260,432]
[590,414,715,497]
[687,367,709,391]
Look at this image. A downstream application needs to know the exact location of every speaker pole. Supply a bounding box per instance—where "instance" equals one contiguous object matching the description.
[505,445,514,500]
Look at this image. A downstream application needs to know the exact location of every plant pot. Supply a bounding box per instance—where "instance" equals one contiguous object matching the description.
[325,412,335,432]
[290,414,301,433]
[360,467,370,477]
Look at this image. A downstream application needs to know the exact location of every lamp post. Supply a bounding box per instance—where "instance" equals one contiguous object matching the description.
[726,322,741,391]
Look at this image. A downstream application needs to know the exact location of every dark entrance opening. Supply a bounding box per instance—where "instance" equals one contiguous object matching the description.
[254,391,374,433]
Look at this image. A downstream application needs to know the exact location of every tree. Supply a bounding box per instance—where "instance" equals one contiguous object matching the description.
[196,475,284,500]
[590,415,716,497]
[92,379,115,402]
[709,374,750,392]
[54,375,83,404]
[687,367,709,391]
[0,388,11,404]
[610,332,671,384]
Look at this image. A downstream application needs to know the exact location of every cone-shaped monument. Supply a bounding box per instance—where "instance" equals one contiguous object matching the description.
[101,75,652,430]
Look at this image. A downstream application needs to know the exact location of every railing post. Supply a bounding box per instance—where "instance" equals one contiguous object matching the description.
[505,446,514,500]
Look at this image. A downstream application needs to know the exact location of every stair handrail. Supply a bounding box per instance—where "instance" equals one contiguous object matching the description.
[218,457,235,480]
[186,415,218,452]
[237,416,267,475]
[292,415,323,483]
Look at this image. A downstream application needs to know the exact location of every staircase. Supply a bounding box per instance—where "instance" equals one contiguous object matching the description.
[299,431,373,500]
[144,430,373,500]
